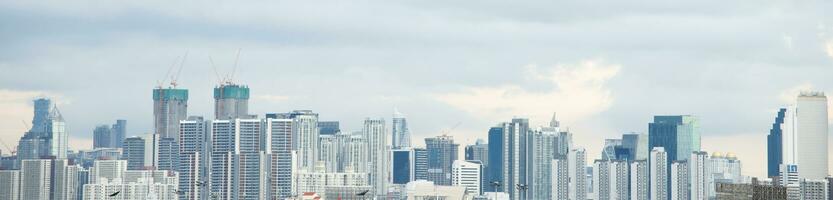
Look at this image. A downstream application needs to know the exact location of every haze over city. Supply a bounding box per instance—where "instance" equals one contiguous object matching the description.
[2,2,833,198]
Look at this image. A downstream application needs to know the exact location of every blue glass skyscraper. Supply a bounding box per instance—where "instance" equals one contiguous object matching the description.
[648,115,700,162]
[767,108,786,178]
[391,149,413,184]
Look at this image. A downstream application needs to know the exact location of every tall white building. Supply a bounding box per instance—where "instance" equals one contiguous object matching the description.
[288,110,319,171]
[630,160,649,200]
[293,162,369,198]
[266,117,294,199]
[452,160,482,195]
[780,164,801,199]
[610,160,629,200]
[689,151,710,200]
[670,161,689,200]
[209,118,270,200]
[650,147,668,200]
[53,159,81,200]
[363,118,389,197]
[552,159,569,200]
[593,160,611,200]
[20,159,51,200]
[795,92,828,179]
[0,170,20,200]
[531,127,557,199]
[568,148,587,200]
[178,116,207,200]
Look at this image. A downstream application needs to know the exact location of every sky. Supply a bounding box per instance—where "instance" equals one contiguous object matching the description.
[2,1,833,178]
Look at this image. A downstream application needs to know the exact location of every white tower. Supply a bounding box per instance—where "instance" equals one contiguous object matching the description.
[795,92,829,179]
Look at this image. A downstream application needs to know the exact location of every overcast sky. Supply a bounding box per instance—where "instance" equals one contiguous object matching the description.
[2,1,833,178]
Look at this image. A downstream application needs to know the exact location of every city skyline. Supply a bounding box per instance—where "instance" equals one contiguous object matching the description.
[3,1,833,181]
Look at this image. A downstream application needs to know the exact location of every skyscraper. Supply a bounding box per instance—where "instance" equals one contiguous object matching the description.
[650,147,669,200]
[153,87,188,141]
[649,115,700,162]
[552,159,569,200]
[768,108,786,178]
[317,121,340,135]
[289,110,319,170]
[92,125,113,149]
[0,170,20,200]
[209,118,269,200]
[178,116,207,200]
[363,118,389,197]
[122,136,146,170]
[425,135,459,186]
[670,160,689,200]
[392,148,414,184]
[414,148,429,181]
[531,127,557,199]
[214,84,250,120]
[265,117,294,199]
[630,160,649,200]
[20,159,52,200]
[112,120,127,148]
[465,139,489,192]
[486,118,531,199]
[568,148,587,200]
[17,99,67,163]
[392,109,411,149]
[689,151,711,200]
[621,133,648,161]
[593,160,612,200]
[795,92,829,179]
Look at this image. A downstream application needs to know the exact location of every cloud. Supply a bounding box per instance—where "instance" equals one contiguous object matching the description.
[825,39,833,59]
[434,60,620,126]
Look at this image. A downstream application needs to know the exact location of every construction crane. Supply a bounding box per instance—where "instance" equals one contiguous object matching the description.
[169,51,189,88]
[440,122,462,136]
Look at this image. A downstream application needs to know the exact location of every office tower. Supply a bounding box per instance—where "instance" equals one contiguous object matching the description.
[710,152,743,183]
[392,149,414,184]
[649,115,700,162]
[47,107,67,159]
[392,109,411,149]
[795,92,829,179]
[178,116,207,200]
[452,160,482,195]
[20,159,51,200]
[363,118,389,196]
[671,161,689,200]
[265,117,294,199]
[547,114,572,158]
[600,139,623,160]
[153,87,188,141]
[631,160,649,200]
[18,99,67,163]
[155,137,179,171]
[414,148,429,181]
[650,147,669,200]
[317,121,340,135]
[552,159,569,200]
[465,139,489,191]
[288,110,319,170]
[689,151,710,200]
[426,135,459,185]
[93,125,113,148]
[768,108,786,178]
[567,148,587,200]
[123,136,145,170]
[486,118,531,199]
[621,133,649,161]
[593,160,612,200]
[31,98,51,133]
[214,84,250,120]
[112,119,127,148]
[780,164,801,199]
[0,170,20,200]
[531,127,557,199]
[799,179,829,200]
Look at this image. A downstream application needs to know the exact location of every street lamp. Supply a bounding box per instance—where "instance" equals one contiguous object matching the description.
[515,184,528,200]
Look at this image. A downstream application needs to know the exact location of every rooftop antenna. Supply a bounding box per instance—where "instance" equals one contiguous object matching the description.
[208,56,223,85]
[170,51,189,88]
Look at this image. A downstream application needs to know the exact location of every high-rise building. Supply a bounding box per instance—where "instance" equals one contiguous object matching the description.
[715,179,788,200]
[621,133,649,161]
[209,118,269,200]
[670,160,689,200]
[689,151,710,200]
[93,125,113,149]
[780,164,801,199]
[593,160,612,200]
[486,118,531,199]
[768,108,787,179]
[17,99,68,163]
[265,117,294,199]
[600,139,623,161]
[552,159,569,200]
[214,84,250,120]
[531,127,557,199]
[0,170,20,200]
[414,148,428,181]
[317,121,340,135]
[153,87,188,142]
[293,162,369,197]
[20,159,52,200]
[425,135,459,185]
[795,92,829,179]
[630,160,649,200]
[568,148,587,200]
[90,160,128,184]
[799,179,828,200]
[650,147,668,200]
[392,148,414,184]
[122,136,145,170]
[392,109,411,149]
[288,110,319,170]
[82,169,179,200]
[112,120,127,148]
[156,137,179,171]
[465,139,489,192]
[452,160,482,195]
[178,116,207,200]
[363,118,389,197]
[649,115,700,162]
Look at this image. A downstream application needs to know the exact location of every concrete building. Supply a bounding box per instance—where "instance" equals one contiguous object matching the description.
[531,127,557,199]
[20,159,52,200]
[293,162,369,198]
[0,170,20,200]
[690,151,711,200]
[671,160,689,200]
[650,147,668,200]
[795,92,828,179]
[426,135,459,186]
[122,136,145,170]
[153,87,188,142]
[82,169,178,200]
[452,160,482,195]
[209,118,270,200]
[630,160,649,200]
[569,148,588,200]
[799,179,828,200]
[715,178,787,200]
[213,84,250,120]
[363,118,389,197]
[552,159,569,200]
[178,116,207,200]
[265,117,294,199]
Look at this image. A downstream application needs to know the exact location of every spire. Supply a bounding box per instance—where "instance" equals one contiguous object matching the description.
[49,105,64,122]
[549,112,560,128]
[393,107,404,118]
